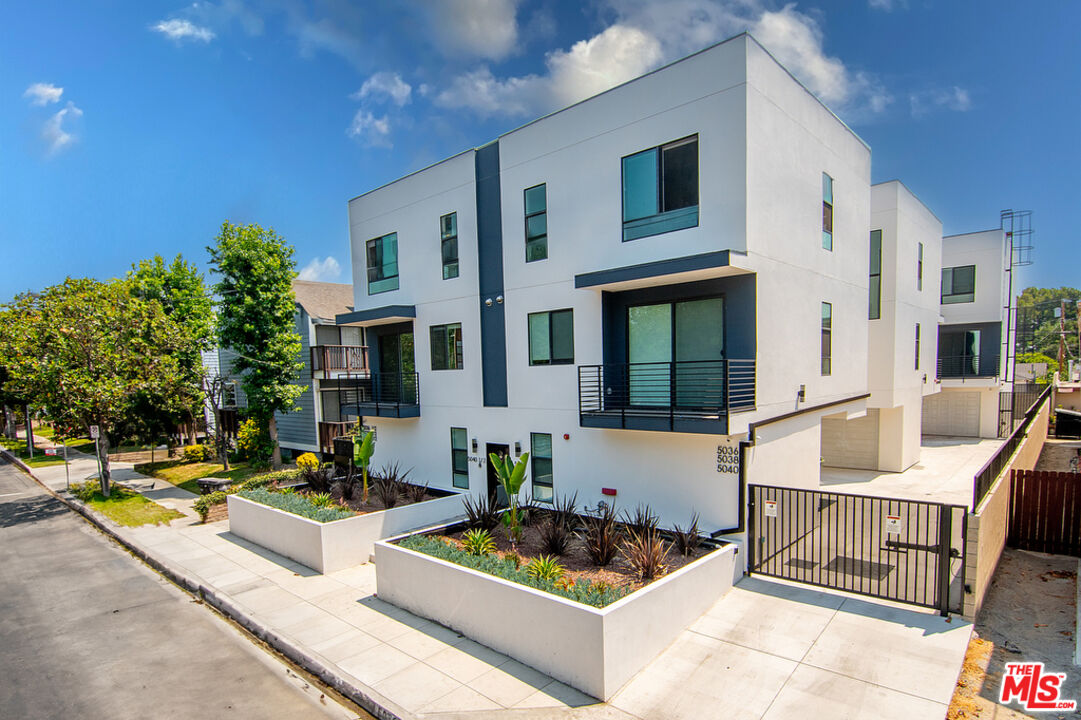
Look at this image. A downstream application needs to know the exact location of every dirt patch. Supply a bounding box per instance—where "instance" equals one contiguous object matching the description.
[947,549,1079,719]
[1036,439,1081,473]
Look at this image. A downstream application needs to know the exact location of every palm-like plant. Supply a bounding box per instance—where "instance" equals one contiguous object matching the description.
[489,451,529,551]
[353,430,375,503]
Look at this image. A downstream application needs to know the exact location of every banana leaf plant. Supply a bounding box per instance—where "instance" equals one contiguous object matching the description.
[489,451,529,550]
[353,430,375,503]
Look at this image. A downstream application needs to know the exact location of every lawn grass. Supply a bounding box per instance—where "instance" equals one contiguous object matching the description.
[85,487,184,527]
[135,459,261,494]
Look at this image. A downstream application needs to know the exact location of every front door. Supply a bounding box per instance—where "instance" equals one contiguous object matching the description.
[486,443,510,507]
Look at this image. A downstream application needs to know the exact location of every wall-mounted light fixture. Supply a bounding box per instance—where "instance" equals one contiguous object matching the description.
[798,384,806,402]
[471,438,478,452]
[514,441,521,455]
[496,295,504,304]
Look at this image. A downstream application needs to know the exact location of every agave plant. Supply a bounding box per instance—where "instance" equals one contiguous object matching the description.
[524,555,565,582]
[461,528,496,556]
[489,451,529,551]
[309,492,335,508]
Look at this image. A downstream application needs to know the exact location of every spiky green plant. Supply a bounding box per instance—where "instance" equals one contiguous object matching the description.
[461,528,497,556]
[524,555,565,582]
[309,492,335,508]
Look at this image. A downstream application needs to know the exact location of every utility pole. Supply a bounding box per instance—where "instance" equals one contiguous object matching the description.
[24,404,34,459]
[1059,300,1068,374]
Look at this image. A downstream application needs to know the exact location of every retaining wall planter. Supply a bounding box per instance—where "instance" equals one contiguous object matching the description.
[227,491,466,573]
[374,537,740,700]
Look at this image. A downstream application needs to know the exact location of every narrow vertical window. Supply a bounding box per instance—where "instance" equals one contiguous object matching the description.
[917,242,924,291]
[528,309,574,365]
[366,232,399,294]
[821,302,832,376]
[430,323,463,370]
[450,428,469,489]
[822,173,834,250]
[440,212,458,280]
[524,184,547,262]
[530,432,553,503]
[915,323,921,370]
[869,230,882,320]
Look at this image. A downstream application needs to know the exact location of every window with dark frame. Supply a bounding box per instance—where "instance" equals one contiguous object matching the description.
[430,323,463,370]
[530,432,553,503]
[915,323,921,370]
[528,309,574,365]
[450,427,469,489]
[941,265,975,304]
[822,173,834,250]
[524,184,547,262]
[440,212,458,280]
[869,230,882,320]
[821,302,832,376]
[621,135,699,241]
[917,242,924,291]
[366,232,399,294]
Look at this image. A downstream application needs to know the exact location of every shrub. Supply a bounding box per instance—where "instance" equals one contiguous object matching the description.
[463,492,500,531]
[301,463,334,494]
[623,529,669,581]
[296,452,319,472]
[400,534,629,608]
[581,502,620,566]
[71,479,98,502]
[194,490,230,522]
[461,528,496,556]
[242,468,302,490]
[182,444,210,462]
[309,492,335,508]
[405,481,428,504]
[237,487,355,523]
[538,517,570,555]
[622,503,659,539]
[672,513,701,556]
[236,418,274,467]
[524,555,565,582]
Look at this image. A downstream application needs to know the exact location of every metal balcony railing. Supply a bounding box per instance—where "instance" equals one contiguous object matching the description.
[937,354,999,379]
[332,371,420,418]
[311,345,369,375]
[578,359,755,432]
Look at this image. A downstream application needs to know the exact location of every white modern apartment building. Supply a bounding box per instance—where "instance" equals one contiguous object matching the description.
[922,228,1013,438]
[821,181,942,472]
[337,34,880,536]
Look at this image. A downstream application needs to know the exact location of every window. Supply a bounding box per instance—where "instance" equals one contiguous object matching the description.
[440,212,458,280]
[223,381,239,408]
[366,232,399,294]
[821,302,832,376]
[622,136,699,241]
[528,309,574,365]
[430,323,463,370]
[915,323,921,370]
[869,230,882,320]
[941,265,975,304]
[524,184,547,262]
[530,432,553,503]
[822,173,834,250]
[917,242,924,291]
[450,428,469,489]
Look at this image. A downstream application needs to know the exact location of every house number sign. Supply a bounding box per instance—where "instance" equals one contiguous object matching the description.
[716,441,739,474]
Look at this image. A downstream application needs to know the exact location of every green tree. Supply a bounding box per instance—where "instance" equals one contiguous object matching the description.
[1017,287,1081,361]
[0,279,192,495]
[207,222,305,470]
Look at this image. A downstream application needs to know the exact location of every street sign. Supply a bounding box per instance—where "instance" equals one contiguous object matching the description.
[89,425,99,439]
[44,448,57,456]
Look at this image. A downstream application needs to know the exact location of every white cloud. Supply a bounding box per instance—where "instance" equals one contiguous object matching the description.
[425,0,521,61]
[24,82,63,106]
[42,101,82,156]
[151,18,216,43]
[909,86,971,117]
[353,72,412,107]
[347,110,392,148]
[298,256,342,282]
[868,0,907,11]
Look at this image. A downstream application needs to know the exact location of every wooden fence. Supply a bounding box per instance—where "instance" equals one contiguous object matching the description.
[1007,469,1081,557]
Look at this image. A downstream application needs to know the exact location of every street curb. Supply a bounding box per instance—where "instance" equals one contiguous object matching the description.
[1,449,405,720]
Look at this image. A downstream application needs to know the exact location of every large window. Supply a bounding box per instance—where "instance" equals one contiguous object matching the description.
[869,229,882,320]
[450,427,469,489]
[915,323,921,370]
[530,432,553,503]
[917,242,924,291]
[524,184,547,262]
[366,232,399,294]
[941,265,975,304]
[821,302,832,376]
[528,309,574,365]
[822,173,834,250]
[440,212,458,280]
[622,136,699,241]
[430,323,463,370]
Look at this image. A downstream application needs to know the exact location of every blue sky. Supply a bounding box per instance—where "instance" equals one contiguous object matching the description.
[2,1,1078,302]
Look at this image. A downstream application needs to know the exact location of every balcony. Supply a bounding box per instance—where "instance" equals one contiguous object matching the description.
[311,345,369,378]
[337,371,421,419]
[578,359,755,434]
[937,354,999,380]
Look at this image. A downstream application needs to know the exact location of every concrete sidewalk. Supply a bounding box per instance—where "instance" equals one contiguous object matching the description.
[16,455,972,719]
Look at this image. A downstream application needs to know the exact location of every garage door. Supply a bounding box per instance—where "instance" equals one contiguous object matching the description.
[922,391,980,437]
[821,410,880,469]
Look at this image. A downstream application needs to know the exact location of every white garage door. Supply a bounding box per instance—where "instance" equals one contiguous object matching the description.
[922,391,980,437]
[821,410,880,469]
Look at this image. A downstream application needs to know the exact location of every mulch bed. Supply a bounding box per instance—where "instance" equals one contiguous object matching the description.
[441,522,708,592]
[303,482,437,516]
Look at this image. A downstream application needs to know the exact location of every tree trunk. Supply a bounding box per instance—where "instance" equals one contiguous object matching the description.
[3,405,15,440]
[268,414,282,470]
[98,432,112,498]
[214,408,230,471]
[24,404,34,459]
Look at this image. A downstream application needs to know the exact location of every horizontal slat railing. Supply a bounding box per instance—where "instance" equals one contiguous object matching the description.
[937,354,999,379]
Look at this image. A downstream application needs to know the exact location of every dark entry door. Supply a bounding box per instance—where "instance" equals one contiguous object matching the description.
[486,443,510,507]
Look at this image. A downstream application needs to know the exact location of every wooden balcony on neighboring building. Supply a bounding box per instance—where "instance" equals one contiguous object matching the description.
[311,345,369,378]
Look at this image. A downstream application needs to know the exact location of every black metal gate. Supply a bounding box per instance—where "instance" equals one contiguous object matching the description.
[748,485,968,615]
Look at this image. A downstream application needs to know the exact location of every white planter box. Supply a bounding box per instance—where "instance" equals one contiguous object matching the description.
[374,538,740,700]
[227,492,467,574]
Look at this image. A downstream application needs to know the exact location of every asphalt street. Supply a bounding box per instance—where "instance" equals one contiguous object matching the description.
[0,457,365,720]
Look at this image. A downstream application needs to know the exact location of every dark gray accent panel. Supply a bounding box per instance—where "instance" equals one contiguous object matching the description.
[335,305,416,325]
[475,142,508,407]
[275,308,316,449]
[575,250,738,288]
